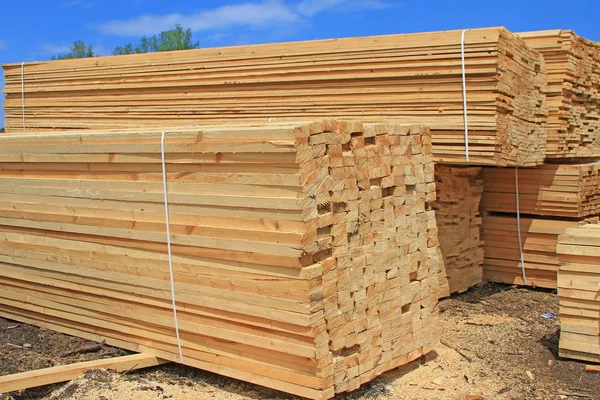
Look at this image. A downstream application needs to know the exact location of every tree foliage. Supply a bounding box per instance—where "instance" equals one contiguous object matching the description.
[52,40,95,60]
[113,24,199,55]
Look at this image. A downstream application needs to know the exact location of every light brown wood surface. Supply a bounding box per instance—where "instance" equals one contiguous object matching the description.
[432,165,484,297]
[0,120,442,399]
[2,27,548,166]
[481,162,600,218]
[557,224,600,363]
[0,354,167,393]
[481,214,598,288]
[519,30,600,159]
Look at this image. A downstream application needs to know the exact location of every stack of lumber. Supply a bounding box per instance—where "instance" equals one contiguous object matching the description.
[557,224,600,362]
[0,120,442,399]
[481,162,600,218]
[2,27,548,166]
[519,30,600,158]
[481,214,597,288]
[432,165,484,297]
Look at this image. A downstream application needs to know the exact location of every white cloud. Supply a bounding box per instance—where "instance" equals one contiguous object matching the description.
[207,33,228,42]
[97,0,299,37]
[40,44,72,55]
[95,0,390,37]
[296,0,346,16]
[297,0,390,16]
[92,44,110,56]
[36,43,108,57]
[0,40,7,50]
[59,0,96,8]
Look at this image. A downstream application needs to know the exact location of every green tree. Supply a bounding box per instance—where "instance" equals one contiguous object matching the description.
[0,128,4,133]
[52,40,95,60]
[113,24,199,55]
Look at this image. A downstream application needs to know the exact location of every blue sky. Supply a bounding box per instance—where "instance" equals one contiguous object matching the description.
[1,0,600,127]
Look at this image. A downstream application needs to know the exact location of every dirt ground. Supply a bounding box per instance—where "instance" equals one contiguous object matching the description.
[1,283,599,400]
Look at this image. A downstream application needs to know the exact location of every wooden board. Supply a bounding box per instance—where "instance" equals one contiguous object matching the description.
[519,30,600,159]
[481,213,598,289]
[2,27,548,166]
[557,224,600,363]
[0,354,167,393]
[432,165,484,297]
[481,162,600,218]
[0,120,442,399]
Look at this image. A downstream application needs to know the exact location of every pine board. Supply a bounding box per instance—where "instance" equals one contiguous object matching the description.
[557,224,600,363]
[2,27,548,166]
[519,30,600,158]
[0,120,442,399]
[481,162,600,218]
[432,165,483,297]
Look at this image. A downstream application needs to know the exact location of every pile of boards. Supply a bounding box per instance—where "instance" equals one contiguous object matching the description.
[0,120,441,399]
[480,30,600,294]
[478,29,600,365]
[480,163,600,288]
[518,30,600,159]
[3,27,548,166]
[557,224,600,363]
[432,165,484,296]
[2,25,600,387]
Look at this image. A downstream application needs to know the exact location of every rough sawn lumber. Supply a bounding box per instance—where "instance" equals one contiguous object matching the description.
[0,120,442,399]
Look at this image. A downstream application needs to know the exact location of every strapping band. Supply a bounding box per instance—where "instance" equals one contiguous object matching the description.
[160,125,195,363]
[21,62,26,132]
[461,29,470,162]
[515,167,527,285]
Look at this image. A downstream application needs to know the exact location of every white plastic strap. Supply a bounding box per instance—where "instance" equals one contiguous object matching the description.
[515,167,527,285]
[160,125,195,363]
[461,29,470,162]
[21,62,26,132]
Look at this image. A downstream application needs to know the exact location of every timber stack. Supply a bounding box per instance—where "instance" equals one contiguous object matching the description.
[2,27,548,166]
[481,29,600,290]
[2,27,552,298]
[0,120,442,399]
[481,163,600,218]
[519,30,600,159]
[432,165,484,297]
[480,214,598,288]
[480,162,600,288]
[557,224,600,362]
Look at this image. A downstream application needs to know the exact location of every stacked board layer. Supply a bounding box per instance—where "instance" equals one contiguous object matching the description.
[432,165,484,297]
[2,27,548,166]
[557,224,600,362]
[481,162,600,218]
[481,214,597,288]
[0,120,441,399]
[519,30,600,158]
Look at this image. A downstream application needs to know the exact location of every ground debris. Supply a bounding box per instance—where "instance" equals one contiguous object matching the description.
[59,340,105,358]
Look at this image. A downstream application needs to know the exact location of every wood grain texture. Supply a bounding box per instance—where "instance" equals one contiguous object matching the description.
[0,354,167,393]
[0,120,441,399]
[481,162,600,218]
[519,30,600,159]
[482,214,598,289]
[2,27,548,166]
[557,224,600,363]
[432,165,484,297]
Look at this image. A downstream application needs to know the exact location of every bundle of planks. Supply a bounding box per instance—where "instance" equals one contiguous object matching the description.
[2,27,548,166]
[0,120,442,399]
[481,214,597,288]
[557,224,600,362]
[432,165,484,297]
[519,30,600,159]
[481,162,600,218]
